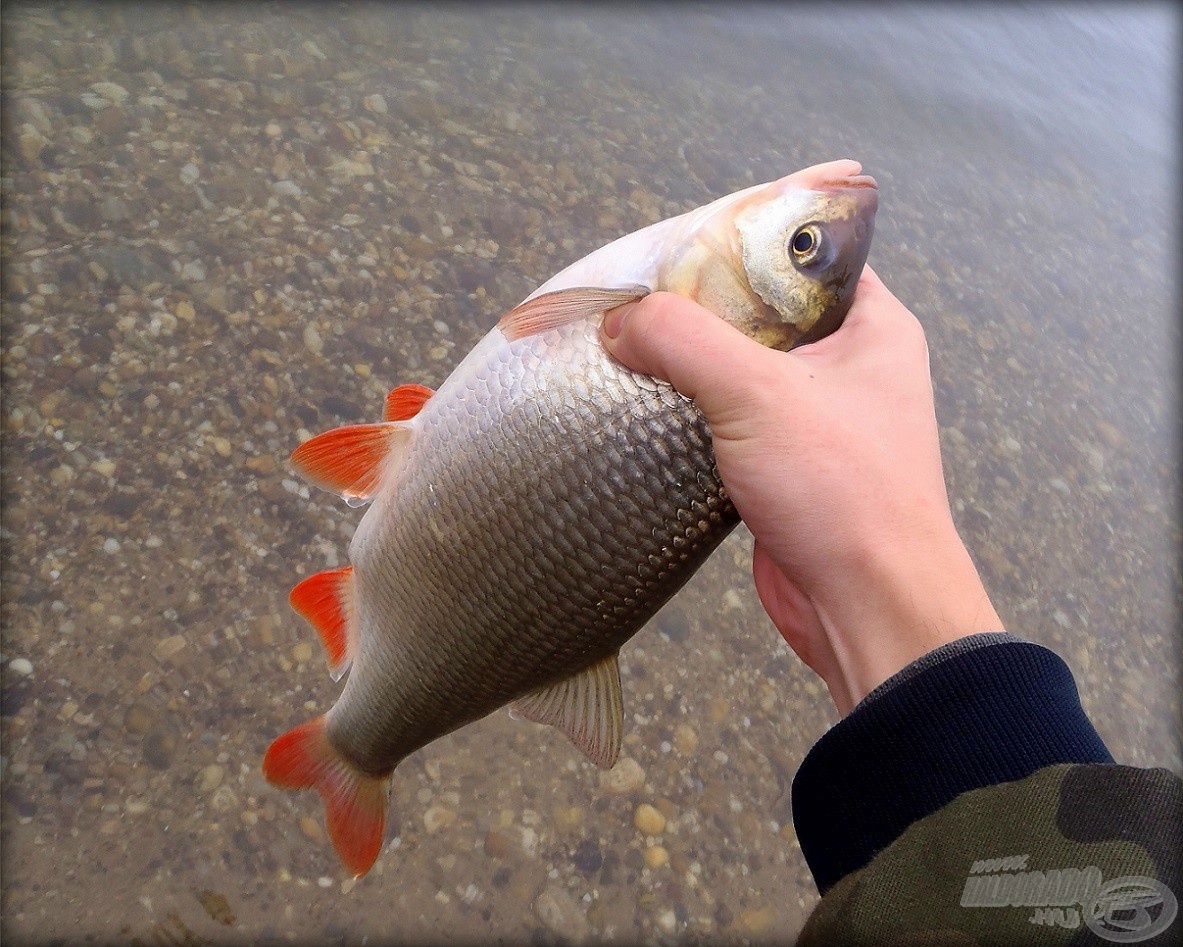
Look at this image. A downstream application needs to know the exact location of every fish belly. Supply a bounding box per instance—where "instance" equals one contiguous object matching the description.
[327,318,738,773]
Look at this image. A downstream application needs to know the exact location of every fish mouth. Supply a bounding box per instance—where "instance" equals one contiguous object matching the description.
[818,173,878,192]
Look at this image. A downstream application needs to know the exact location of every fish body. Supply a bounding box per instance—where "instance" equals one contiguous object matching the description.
[264,160,878,875]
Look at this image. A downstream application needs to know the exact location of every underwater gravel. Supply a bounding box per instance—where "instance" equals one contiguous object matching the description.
[1,4,1177,945]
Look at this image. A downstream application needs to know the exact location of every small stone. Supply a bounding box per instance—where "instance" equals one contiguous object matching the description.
[197,764,224,793]
[8,658,33,677]
[303,324,323,355]
[363,94,388,115]
[90,81,130,106]
[423,806,456,834]
[155,634,187,661]
[643,844,669,870]
[125,798,150,815]
[176,301,196,322]
[657,909,677,934]
[208,436,232,458]
[92,458,117,478]
[673,724,698,756]
[483,828,511,858]
[552,805,584,833]
[293,642,314,664]
[198,890,235,926]
[271,180,302,198]
[599,756,645,794]
[143,722,178,769]
[265,122,282,138]
[634,803,666,836]
[300,815,323,841]
[103,538,121,554]
[123,703,154,735]
[740,905,776,934]
[572,838,602,876]
[534,887,589,940]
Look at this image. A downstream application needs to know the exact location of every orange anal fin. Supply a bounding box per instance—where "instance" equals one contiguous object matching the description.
[290,422,406,503]
[383,383,434,422]
[290,566,356,681]
[498,285,649,342]
[263,716,390,878]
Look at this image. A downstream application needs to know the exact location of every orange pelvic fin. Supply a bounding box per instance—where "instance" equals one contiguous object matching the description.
[383,383,434,422]
[290,566,356,681]
[290,422,410,504]
[498,285,649,342]
[263,716,390,878]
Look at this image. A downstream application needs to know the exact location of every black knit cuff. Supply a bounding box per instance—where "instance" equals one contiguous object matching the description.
[791,640,1113,894]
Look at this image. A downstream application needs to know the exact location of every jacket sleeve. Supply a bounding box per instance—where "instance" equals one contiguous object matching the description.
[791,633,1113,893]
[792,633,1182,946]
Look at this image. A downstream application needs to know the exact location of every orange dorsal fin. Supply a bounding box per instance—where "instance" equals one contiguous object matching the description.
[498,285,649,342]
[263,716,390,878]
[290,566,356,681]
[383,383,434,422]
[290,422,410,504]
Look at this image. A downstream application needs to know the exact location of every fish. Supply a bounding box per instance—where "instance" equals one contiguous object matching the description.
[263,158,878,876]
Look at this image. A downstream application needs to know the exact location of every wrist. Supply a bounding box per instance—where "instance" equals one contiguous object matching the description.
[814,523,1003,714]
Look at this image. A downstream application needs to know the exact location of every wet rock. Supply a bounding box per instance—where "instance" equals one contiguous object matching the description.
[633,803,665,836]
[598,756,645,794]
[643,845,669,870]
[572,838,602,876]
[142,721,179,770]
[533,887,589,941]
[197,764,224,793]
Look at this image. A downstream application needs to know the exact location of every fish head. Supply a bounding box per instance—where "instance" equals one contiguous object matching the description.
[733,160,878,348]
[722,160,878,350]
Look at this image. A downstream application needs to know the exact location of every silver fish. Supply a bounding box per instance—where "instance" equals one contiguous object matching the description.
[263,159,878,875]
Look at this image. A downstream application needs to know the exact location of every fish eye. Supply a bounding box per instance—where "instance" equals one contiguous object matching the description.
[789,224,822,265]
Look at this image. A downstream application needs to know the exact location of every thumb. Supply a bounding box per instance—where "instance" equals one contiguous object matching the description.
[600,291,780,421]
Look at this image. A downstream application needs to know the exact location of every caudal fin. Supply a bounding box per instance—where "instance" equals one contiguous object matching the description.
[263,716,389,877]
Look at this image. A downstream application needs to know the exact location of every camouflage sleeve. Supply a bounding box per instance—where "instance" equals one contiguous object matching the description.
[799,763,1182,945]
[792,635,1113,892]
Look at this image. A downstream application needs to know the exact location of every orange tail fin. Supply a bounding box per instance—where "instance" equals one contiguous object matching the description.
[263,716,390,877]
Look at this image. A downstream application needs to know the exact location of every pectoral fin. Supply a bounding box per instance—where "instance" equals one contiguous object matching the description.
[498,286,649,342]
[510,652,624,769]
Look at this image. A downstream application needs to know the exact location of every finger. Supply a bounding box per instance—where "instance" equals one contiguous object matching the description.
[600,291,782,421]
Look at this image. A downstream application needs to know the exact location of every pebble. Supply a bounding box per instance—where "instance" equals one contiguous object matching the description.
[643,844,669,870]
[657,909,677,933]
[91,459,117,478]
[534,887,589,940]
[300,816,323,841]
[740,905,776,934]
[272,180,303,198]
[9,658,33,677]
[422,805,456,834]
[303,324,324,355]
[633,803,665,836]
[363,94,388,114]
[180,162,200,185]
[599,756,645,794]
[197,764,224,793]
[293,642,314,664]
[123,703,155,735]
[90,81,130,106]
[673,724,698,756]
[154,635,187,660]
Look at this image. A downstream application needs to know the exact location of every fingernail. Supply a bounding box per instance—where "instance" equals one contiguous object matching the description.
[602,303,634,340]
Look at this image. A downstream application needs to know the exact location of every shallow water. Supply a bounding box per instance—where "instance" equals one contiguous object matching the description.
[1,4,1178,944]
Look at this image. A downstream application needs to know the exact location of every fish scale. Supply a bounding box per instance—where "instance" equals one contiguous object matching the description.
[263,159,877,876]
[335,318,734,772]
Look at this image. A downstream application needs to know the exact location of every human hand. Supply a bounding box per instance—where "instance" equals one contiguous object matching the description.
[601,268,1003,715]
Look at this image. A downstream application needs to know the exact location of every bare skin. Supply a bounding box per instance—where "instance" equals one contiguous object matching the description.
[602,267,1003,715]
